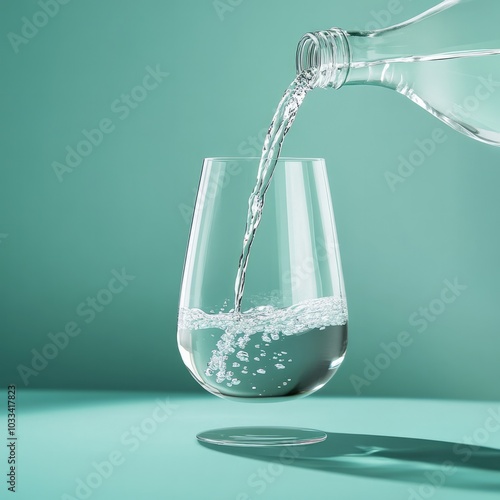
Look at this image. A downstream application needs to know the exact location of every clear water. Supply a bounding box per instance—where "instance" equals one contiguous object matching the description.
[178,296,347,400]
[233,70,315,311]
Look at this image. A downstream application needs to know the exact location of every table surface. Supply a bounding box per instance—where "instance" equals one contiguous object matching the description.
[6,390,500,500]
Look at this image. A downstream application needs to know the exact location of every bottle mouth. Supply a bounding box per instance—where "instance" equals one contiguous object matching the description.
[296,28,350,89]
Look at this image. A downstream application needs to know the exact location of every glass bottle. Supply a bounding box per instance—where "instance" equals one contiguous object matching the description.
[296,0,500,145]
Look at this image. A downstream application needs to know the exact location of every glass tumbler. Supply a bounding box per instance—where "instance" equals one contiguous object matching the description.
[178,157,347,445]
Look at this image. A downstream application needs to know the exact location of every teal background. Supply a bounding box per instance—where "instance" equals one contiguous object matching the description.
[1,0,499,400]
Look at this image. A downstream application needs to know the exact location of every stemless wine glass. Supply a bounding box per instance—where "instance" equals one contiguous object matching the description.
[178,157,347,446]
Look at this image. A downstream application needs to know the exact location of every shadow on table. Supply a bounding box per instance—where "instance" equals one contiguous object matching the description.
[199,432,500,492]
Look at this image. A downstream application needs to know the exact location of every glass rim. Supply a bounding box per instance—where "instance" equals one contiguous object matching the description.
[204,157,325,162]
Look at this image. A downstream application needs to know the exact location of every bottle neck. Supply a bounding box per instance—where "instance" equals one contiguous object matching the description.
[298,28,396,89]
[296,28,351,89]
[297,26,429,90]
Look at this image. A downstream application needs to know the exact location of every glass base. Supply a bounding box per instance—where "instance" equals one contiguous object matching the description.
[196,426,327,447]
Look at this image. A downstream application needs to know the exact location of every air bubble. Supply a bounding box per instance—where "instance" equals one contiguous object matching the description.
[178,297,347,385]
[236,351,249,362]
